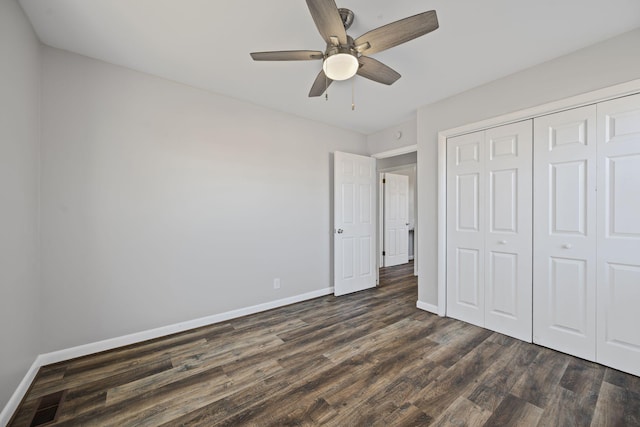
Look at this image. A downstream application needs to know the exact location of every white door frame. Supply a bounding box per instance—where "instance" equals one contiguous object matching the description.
[372,145,418,277]
[437,79,640,317]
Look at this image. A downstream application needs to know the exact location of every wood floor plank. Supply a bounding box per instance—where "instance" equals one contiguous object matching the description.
[604,367,640,394]
[536,358,606,426]
[482,393,544,426]
[537,387,591,427]
[510,346,571,408]
[374,403,432,427]
[9,260,640,427]
[429,396,492,427]
[158,377,295,427]
[56,358,174,422]
[412,340,503,418]
[58,322,234,373]
[105,335,284,406]
[591,381,640,426]
[426,325,493,367]
[28,338,207,400]
[46,366,227,427]
[466,339,538,412]
[7,397,39,427]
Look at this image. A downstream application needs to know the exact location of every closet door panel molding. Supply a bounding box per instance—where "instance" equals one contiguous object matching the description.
[446,121,532,341]
[446,131,485,327]
[484,121,533,342]
[533,105,597,361]
[597,93,640,376]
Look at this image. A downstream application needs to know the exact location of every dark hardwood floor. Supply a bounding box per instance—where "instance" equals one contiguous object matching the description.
[10,261,640,426]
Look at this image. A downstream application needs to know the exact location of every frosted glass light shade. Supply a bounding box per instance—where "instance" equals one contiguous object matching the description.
[323,53,358,81]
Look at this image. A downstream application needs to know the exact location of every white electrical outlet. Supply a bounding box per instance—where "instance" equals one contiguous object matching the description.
[273,278,281,289]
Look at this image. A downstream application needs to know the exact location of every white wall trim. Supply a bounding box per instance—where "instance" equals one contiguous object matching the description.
[378,173,385,268]
[38,286,334,365]
[436,78,640,318]
[0,359,42,426]
[0,286,333,424]
[371,144,417,159]
[377,162,417,173]
[416,300,439,315]
[437,134,447,317]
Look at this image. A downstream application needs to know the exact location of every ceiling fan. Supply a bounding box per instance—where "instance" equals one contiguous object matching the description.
[250,0,439,97]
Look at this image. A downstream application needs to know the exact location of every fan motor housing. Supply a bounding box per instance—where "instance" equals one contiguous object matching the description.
[326,35,357,58]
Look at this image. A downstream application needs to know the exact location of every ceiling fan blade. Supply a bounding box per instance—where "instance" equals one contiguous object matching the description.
[309,69,333,97]
[354,10,439,56]
[305,0,347,46]
[250,50,324,61]
[357,56,401,85]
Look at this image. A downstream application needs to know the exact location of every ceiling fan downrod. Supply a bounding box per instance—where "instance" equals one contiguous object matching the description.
[338,8,354,30]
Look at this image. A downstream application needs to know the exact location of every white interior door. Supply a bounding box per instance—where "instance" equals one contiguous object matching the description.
[596,94,640,376]
[384,173,409,267]
[446,130,485,328]
[533,105,597,360]
[483,121,533,342]
[334,151,376,296]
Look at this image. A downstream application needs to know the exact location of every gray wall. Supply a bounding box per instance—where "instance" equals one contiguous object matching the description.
[417,28,640,305]
[367,118,417,155]
[40,47,367,352]
[0,0,42,409]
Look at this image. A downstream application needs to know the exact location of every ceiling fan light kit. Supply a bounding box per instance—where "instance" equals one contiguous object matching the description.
[250,0,439,97]
[323,51,358,81]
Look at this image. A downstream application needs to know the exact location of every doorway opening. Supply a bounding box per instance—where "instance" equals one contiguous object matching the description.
[376,151,417,282]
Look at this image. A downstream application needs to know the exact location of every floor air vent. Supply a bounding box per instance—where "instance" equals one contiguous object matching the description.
[30,390,65,426]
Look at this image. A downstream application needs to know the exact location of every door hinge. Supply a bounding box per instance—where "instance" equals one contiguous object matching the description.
[382,178,386,184]
[382,251,386,256]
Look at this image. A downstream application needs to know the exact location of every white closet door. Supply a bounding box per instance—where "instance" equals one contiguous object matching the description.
[533,106,597,360]
[447,131,485,328]
[484,121,533,342]
[596,94,640,376]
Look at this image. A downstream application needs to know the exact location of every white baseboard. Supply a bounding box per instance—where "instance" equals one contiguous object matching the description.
[0,287,334,425]
[0,358,42,426]
[37,287,334,366]
[416,300,440,315]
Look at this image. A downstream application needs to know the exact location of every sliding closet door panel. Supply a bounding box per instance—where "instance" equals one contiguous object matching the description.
[597,93,640,376]
[484,121,533,342]
[447,131,485,327]
[533,106,597,360]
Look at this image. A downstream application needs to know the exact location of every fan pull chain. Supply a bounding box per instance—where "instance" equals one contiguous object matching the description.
[351,78,355,111]
[325,73,329,101]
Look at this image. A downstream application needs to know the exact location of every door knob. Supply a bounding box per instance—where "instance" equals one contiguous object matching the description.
[336,229,344,234]
[562,243,572,249]
[498,240,507,245]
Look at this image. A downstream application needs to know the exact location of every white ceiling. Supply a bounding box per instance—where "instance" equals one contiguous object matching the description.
[19,0,640,134]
